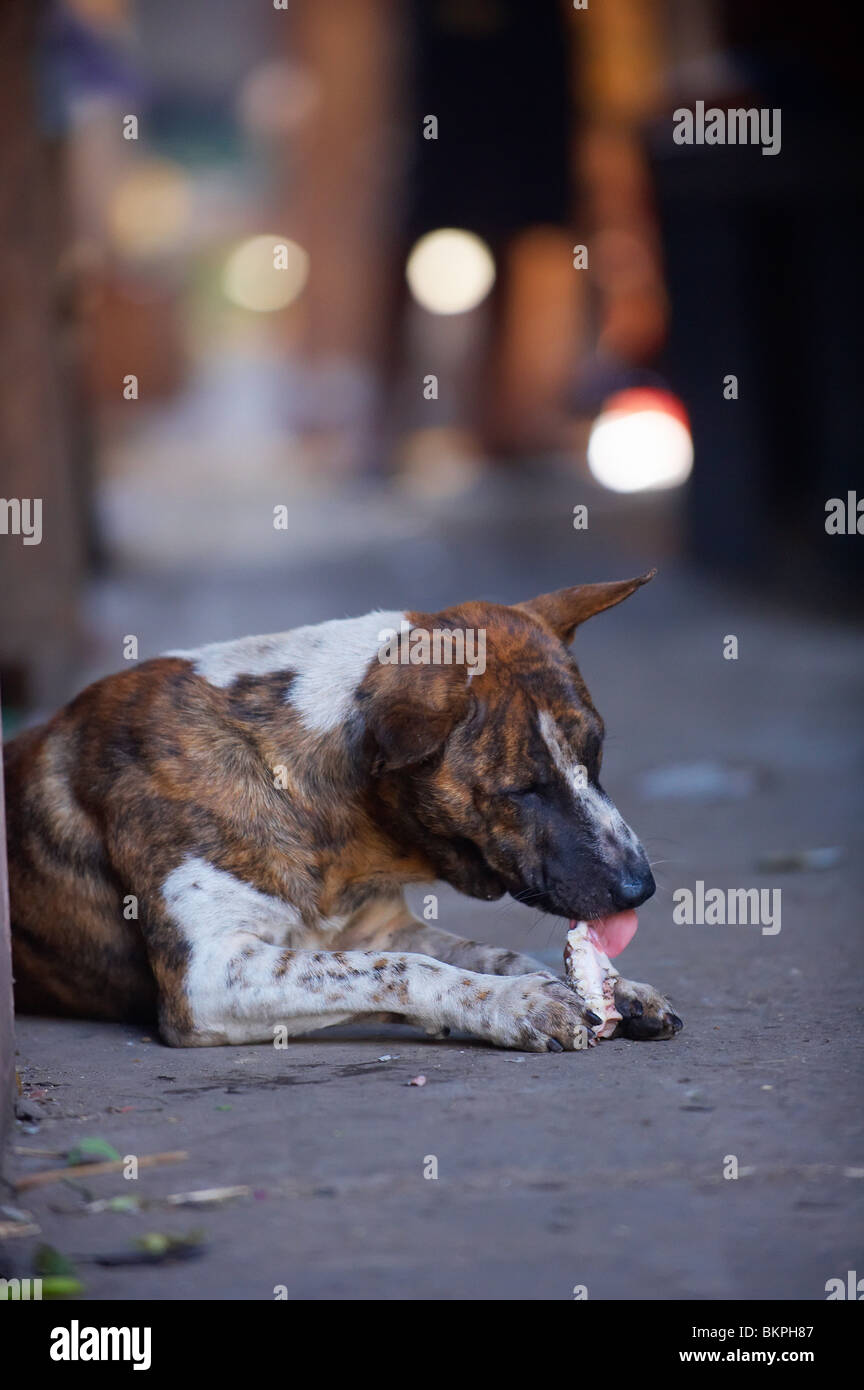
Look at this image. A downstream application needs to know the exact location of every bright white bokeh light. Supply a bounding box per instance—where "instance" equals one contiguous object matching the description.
[406,228,496,315]
[222,235,309,312]
[587,407,694,493]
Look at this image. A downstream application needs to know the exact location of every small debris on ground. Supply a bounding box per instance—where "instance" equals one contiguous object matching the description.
[30,1245,85,1299]
[16,1150,189,1193]
[86,1195,142,1215]
[164,1185,250,1207]
[0,1220,41,1240]
[0,1203,34,1224]
[91,1230,208,1267]
[14,1098,44,1123]
[86,1186,250,1214]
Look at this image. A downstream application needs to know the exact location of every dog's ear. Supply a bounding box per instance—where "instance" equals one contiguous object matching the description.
[360,659,471,774]
[517,570,656,645]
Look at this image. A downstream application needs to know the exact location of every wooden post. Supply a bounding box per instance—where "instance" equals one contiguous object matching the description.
[0,0,85,709]
[0,717,13,1162]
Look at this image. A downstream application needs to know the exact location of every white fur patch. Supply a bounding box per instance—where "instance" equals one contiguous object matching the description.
[538,710,588,796]
[166,610,404,734]
[162,856,304,949]
[161,856,309,1041]
[538,710,638,852]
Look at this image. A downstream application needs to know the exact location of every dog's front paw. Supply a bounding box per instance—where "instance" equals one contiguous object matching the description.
[612,977,683,1040]
[480,973,602,1052]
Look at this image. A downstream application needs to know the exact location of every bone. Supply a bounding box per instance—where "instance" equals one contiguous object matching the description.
[563,922,621,1043]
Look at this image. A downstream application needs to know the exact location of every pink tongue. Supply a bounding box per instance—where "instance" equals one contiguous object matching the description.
[573,910,639,959]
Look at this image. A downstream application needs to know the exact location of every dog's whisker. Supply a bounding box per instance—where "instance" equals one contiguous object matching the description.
[512,888,546,906]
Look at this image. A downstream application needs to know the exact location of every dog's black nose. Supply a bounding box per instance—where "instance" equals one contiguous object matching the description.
[611,868,655,911]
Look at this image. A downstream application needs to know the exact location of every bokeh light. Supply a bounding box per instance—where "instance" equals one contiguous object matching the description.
[406,228,496,315]
[587,388,693,493]
[107,159,191,258]
[221,235,309,312]
[238,61,320,138]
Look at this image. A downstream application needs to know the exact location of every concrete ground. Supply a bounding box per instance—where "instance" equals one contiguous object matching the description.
[3,466,863,1299]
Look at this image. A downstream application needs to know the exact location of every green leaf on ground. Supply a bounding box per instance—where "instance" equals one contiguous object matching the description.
[66,1137,122,1166]
[34,1244,77,1277]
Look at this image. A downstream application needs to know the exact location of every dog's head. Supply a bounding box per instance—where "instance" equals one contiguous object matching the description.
[360,573,656,924]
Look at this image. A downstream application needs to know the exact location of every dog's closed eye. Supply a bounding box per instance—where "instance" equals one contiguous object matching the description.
[500,782,546,799]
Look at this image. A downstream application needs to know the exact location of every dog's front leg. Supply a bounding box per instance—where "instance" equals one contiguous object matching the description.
[382,921,553,980]
[611,974,684,1040]
[155,933,599,1052]
[334,908,558,1034]
[337,902,554,980]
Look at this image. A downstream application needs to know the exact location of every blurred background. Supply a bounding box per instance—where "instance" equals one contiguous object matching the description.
[0,0,861,714]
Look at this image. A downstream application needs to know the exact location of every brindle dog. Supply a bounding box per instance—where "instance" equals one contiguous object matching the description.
[6,574,681,1051]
